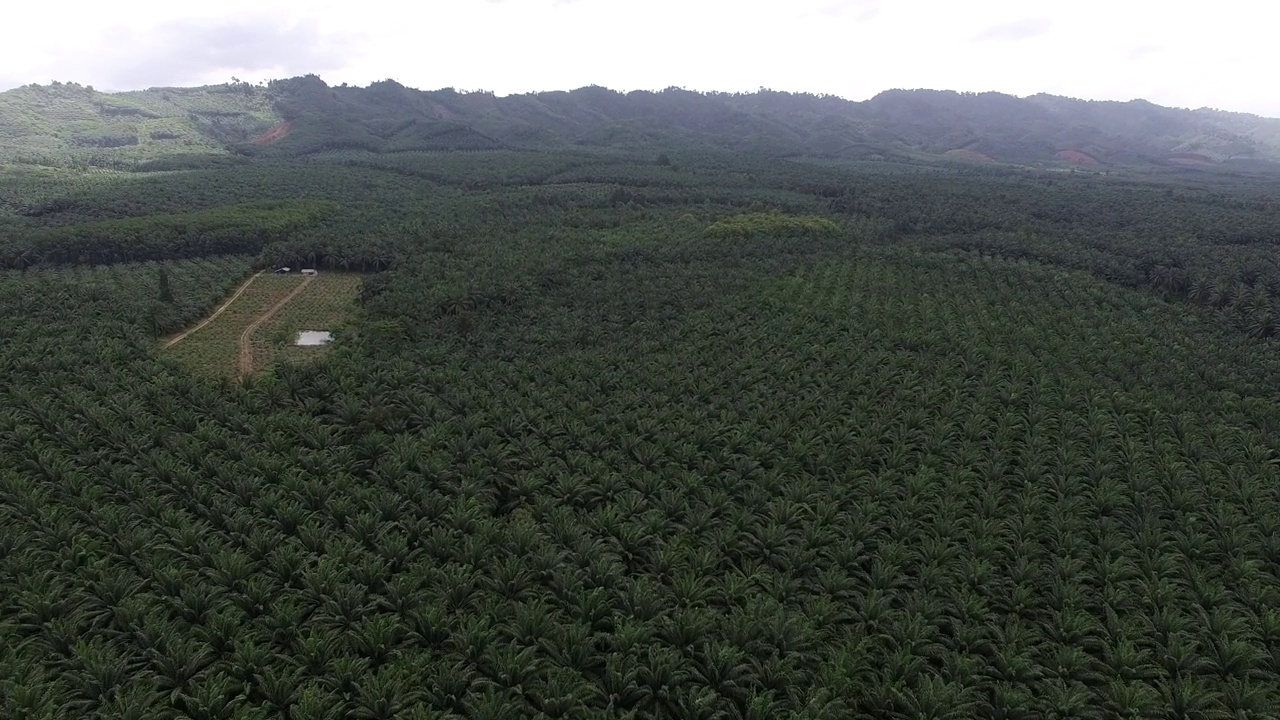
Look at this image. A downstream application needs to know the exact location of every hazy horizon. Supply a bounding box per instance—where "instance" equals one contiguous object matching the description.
[10,76,1276,122]
[2,0,1276,117]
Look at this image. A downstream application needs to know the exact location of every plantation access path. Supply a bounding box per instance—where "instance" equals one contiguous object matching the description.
[162,271,264,349]
[237,274,314,377]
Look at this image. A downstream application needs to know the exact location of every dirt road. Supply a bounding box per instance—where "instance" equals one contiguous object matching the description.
[162,271,263,350]
[237,275,314,377]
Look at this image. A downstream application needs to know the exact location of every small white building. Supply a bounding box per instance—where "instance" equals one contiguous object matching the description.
[301,268,319,276]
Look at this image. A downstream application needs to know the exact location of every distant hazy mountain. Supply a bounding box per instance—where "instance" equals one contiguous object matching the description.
[4,75,1280,170]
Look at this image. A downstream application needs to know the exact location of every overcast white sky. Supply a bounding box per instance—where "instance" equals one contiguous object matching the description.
[3,0,1277,116]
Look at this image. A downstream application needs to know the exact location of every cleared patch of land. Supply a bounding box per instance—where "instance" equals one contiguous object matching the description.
[250,273,362,371]
[161,271,263,349]
[1169,152,1215,166]
[1056,149,1100,165]
[253,119,294,145]
[163,272,359,377]
[237,274,314,377]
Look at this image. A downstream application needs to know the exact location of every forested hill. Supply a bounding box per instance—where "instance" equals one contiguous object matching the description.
[4,74,1280,170]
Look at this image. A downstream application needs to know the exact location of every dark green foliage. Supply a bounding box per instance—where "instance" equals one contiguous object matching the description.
[703,212,840,240]
[8,99,1280,719]
[157,266,173,303]
[1,200,335,268]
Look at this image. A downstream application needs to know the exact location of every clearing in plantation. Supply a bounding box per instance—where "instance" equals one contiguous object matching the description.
[161,270,360,377]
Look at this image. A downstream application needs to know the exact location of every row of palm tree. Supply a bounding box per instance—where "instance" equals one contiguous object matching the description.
[8,198,1280,718]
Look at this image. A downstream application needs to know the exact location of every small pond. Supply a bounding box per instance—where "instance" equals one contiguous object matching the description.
[295,331,333,346]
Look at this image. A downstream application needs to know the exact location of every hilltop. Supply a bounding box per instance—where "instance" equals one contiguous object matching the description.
[4,75,1280,171]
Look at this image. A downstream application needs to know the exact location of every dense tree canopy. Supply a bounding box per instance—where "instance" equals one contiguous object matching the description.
[6,84,1280,718]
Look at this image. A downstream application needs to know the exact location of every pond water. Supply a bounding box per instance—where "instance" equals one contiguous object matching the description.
[295,331,333,346]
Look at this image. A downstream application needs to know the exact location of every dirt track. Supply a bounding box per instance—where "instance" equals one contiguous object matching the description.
[237,275,314,377]
[253,120,294,145]
[162,271,263,350]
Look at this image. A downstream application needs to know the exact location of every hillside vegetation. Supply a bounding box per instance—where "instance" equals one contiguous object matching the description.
[6,76,1280,718]
[0,81,278,168]
[5,76,1280,170]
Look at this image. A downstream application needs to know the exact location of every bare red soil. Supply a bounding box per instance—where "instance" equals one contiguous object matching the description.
[253,120,294,145]
[945,148,995,163]
[1055,149,1100,165]
[1168,153,1214,166]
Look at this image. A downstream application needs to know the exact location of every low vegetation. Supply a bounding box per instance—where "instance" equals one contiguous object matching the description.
[0,80,278,169]
[252,272,363,373]
[163,273,315,377]
[703,212,840,240]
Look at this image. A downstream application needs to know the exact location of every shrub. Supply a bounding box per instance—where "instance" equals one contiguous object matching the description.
[703,212,840,240]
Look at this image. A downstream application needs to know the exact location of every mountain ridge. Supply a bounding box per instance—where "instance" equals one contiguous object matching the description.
[4,75,1280,171]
